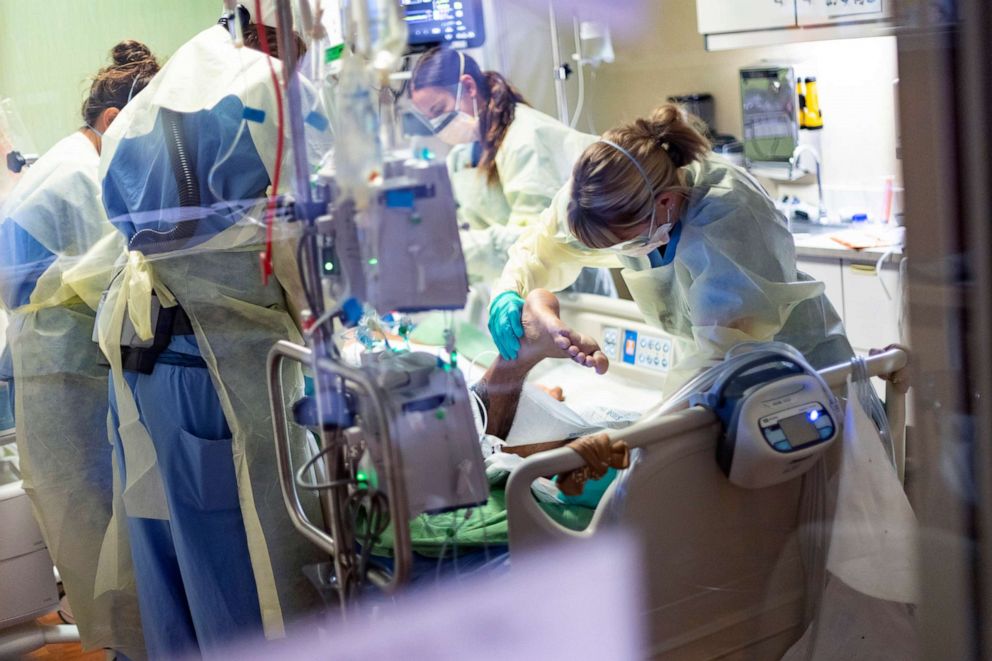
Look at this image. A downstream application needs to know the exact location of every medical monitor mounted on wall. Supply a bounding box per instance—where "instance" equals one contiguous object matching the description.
[403,0,486,52]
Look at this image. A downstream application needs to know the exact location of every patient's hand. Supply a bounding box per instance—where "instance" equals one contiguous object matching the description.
[518,289,609,375]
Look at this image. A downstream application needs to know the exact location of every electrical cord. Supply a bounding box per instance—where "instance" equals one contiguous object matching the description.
[347,486,390,594]
[294,443,357,491]
[465,349,499,383]
[463,467,492,565]
[874,247,898,302]
[295,439,391,595]
[305,306,342,340]
[296,229,323,317]
[469,388,488,436]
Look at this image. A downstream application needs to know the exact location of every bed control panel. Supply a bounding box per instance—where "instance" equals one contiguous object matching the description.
[601,326,673,373]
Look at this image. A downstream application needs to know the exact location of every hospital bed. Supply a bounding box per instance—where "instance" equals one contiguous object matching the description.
[516,293,673,419]
[505,294,909,659]
[271,291,908,659]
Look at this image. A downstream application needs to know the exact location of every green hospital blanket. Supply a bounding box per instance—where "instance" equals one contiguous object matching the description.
[370,488,596,558]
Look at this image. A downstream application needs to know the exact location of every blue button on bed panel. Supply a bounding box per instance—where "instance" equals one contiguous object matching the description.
[622,329,638,365]
[774,440,793,452]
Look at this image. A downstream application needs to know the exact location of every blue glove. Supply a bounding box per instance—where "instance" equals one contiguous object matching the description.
[488,291,525,360]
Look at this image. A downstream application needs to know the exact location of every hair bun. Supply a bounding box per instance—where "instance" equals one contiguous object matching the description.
[643,103,710,169]
[111,40,154,66]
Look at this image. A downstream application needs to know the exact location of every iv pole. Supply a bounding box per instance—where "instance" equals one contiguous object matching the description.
[548,0,571,126]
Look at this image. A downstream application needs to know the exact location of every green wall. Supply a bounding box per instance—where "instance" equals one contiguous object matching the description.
[0,0,219,153]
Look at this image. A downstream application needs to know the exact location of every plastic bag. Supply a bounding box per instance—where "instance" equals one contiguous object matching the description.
[782,375,918,660]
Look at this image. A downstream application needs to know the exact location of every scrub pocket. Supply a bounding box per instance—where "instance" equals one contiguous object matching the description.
[176,429,241,511]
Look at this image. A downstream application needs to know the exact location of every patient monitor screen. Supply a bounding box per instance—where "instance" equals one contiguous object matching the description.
[403,0,486,50]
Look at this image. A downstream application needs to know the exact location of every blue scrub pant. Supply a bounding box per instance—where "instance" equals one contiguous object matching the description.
[109,335,262,659]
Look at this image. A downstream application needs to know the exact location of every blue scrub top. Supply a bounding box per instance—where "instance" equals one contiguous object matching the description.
[0,220,55,309]
[102,95,271,250]
[647,221,683,268]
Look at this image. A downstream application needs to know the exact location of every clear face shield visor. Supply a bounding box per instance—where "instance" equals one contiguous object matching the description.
[410,51,476,138]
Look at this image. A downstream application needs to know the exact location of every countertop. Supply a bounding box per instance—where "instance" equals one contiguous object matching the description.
[790,221,904,264]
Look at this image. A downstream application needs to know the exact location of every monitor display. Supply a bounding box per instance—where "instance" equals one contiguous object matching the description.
[778,412,821,447]
[402,0,486,51]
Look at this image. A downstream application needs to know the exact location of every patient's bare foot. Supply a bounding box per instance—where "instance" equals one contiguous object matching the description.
[518,289,609,374]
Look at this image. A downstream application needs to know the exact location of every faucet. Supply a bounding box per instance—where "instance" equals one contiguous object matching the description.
[789,144,827,223]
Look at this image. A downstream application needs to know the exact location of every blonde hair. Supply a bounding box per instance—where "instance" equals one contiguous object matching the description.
[568,103,711,249]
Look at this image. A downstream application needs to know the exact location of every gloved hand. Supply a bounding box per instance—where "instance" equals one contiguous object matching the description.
[488,291,525,360]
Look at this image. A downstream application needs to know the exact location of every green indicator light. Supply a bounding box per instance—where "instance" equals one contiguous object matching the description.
[356,471,368,482]
[325,43,345,63]
[368,258,379,266]
[435,409,446,420]
[324,261,334,271]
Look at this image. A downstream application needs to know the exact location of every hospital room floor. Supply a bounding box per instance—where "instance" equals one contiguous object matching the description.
[20,613,104,661]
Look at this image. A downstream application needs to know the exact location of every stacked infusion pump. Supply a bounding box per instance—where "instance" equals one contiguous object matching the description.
[325,155,487,517]
[265,0,488,607]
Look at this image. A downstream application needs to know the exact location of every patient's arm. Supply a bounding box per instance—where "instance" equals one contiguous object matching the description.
[475,355,534,440]
[475,289,608,439]
[474,361,572,455]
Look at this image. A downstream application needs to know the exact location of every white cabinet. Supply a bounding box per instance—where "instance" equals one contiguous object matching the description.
[841,259,901,353]
[798,254,903,353]
[797,257,845,323]
[796,0,890,26]
[698,0,893,50]
[696,0,796,35]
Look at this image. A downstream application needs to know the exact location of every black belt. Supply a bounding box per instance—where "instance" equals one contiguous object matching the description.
[120,304,195,374]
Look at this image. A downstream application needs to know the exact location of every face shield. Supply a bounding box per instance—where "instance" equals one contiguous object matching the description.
[412,51,480,145]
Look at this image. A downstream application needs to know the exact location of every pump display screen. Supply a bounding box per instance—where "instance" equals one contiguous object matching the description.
[778,413,821,447]
[402,0,486,51]
[761,404,834,452]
